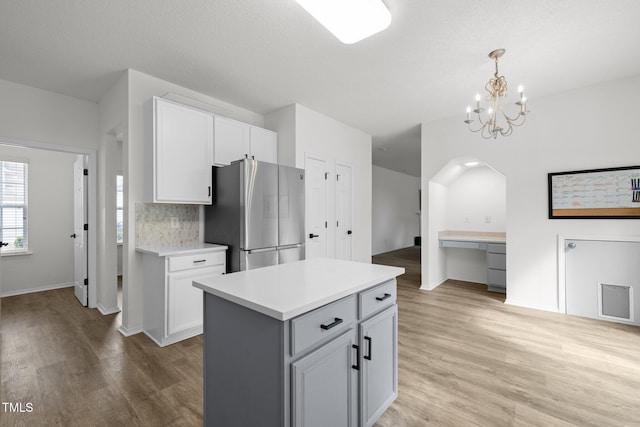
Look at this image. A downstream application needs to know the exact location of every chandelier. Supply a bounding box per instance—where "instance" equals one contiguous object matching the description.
[465,49,530,139]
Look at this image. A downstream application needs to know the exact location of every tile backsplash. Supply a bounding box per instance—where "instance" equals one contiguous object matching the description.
[135,203,199,247]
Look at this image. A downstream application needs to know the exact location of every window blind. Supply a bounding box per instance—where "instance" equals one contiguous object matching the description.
[0,160,28,252]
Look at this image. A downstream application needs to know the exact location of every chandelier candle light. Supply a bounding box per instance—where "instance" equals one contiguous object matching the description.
[465,49,530,139]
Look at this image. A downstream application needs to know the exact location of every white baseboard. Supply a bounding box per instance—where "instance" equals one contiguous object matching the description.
[97,304,121,315]
[504,298,559,313]
[118,324,143,337]
[0,282,74,298]
[420,277,448,291]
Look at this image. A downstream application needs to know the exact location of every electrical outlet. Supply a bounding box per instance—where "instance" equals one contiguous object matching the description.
[485,215,492,223]
[171,217,179,229]
[464,216,471,223]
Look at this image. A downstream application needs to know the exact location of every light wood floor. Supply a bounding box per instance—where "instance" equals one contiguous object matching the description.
[373,247,640,426]
[2,248,640,426]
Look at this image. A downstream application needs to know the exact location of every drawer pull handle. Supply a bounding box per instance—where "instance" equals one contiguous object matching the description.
[376,293,392,302]
[352,344,360,371]
[320,317,343,330]
[364,336,372,361]
[193,259,207,264]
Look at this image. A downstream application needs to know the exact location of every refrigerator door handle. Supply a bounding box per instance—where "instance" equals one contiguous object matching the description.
[278,244,302,250]
[246,247,277,254]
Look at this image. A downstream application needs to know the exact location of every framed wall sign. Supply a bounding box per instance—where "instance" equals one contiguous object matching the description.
[548,165,640,219]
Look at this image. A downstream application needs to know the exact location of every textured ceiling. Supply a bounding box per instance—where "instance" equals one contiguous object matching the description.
[2,0,640,177]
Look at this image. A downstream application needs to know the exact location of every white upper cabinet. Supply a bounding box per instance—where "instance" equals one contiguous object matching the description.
[249,126,278,163]
[213,116,250,166]
[144,97,213,204]
[214,116,277,166]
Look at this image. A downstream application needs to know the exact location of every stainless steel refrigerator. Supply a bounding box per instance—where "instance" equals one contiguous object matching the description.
[204,159,305,273]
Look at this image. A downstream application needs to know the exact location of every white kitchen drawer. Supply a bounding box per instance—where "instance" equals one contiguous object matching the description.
[487,252,506,270]
[168,251,225,272]
[359,279,396,320]
[487,243,506,254]
[487,268,506,287]
[290,294,357,356]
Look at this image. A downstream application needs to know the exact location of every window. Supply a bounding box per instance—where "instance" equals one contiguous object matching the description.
[116,175,123,243]
[1,160,28,253]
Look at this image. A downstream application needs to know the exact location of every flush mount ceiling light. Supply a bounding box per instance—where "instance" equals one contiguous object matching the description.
[296,0,391,44]
[465,49,530,139]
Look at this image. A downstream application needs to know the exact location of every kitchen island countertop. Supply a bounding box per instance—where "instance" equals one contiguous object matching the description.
[193,258,405,321]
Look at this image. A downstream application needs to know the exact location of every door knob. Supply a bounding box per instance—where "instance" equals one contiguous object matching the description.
[347,230,352,235]
[309,234,319,239]
[0,241,8,247]
[70,233,77,239]
[567,242,576,249]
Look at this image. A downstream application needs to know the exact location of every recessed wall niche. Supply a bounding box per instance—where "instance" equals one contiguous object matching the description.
[428,158,506,284]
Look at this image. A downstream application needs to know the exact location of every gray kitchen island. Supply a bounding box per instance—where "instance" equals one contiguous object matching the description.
[193,258,405,427]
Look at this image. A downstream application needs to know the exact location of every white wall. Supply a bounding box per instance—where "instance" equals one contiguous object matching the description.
[97,71,127,315]
[265,105,296,167]
[0,78,98,301]
[372,165,420,255]
[266,104,373,262]
[0,146,76,295]
[0,79,98,150]
[446,166,506,232]
[426,181,447,288]
[422,74,640,312]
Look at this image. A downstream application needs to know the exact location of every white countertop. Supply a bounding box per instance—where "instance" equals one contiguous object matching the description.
[193,258,405,321]
[136,243,227,257]
[438,230,506,244]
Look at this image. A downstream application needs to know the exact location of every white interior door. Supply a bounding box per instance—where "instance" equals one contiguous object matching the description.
[336,162,353,261]
[305,155,327,259]
[73,155,88,306]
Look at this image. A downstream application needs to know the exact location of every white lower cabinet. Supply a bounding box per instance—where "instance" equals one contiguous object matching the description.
[167,266,223,335]
[141,247,226,346]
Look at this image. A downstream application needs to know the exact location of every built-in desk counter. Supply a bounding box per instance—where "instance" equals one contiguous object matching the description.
[439,230,506,293]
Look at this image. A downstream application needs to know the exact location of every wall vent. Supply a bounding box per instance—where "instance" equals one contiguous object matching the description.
[598,283,633,322]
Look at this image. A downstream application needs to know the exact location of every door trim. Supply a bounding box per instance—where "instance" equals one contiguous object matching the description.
[0,136,98,308]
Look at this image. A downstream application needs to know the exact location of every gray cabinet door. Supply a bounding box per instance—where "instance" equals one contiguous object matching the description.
[360,305,398,427]
[291,329,358,427]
